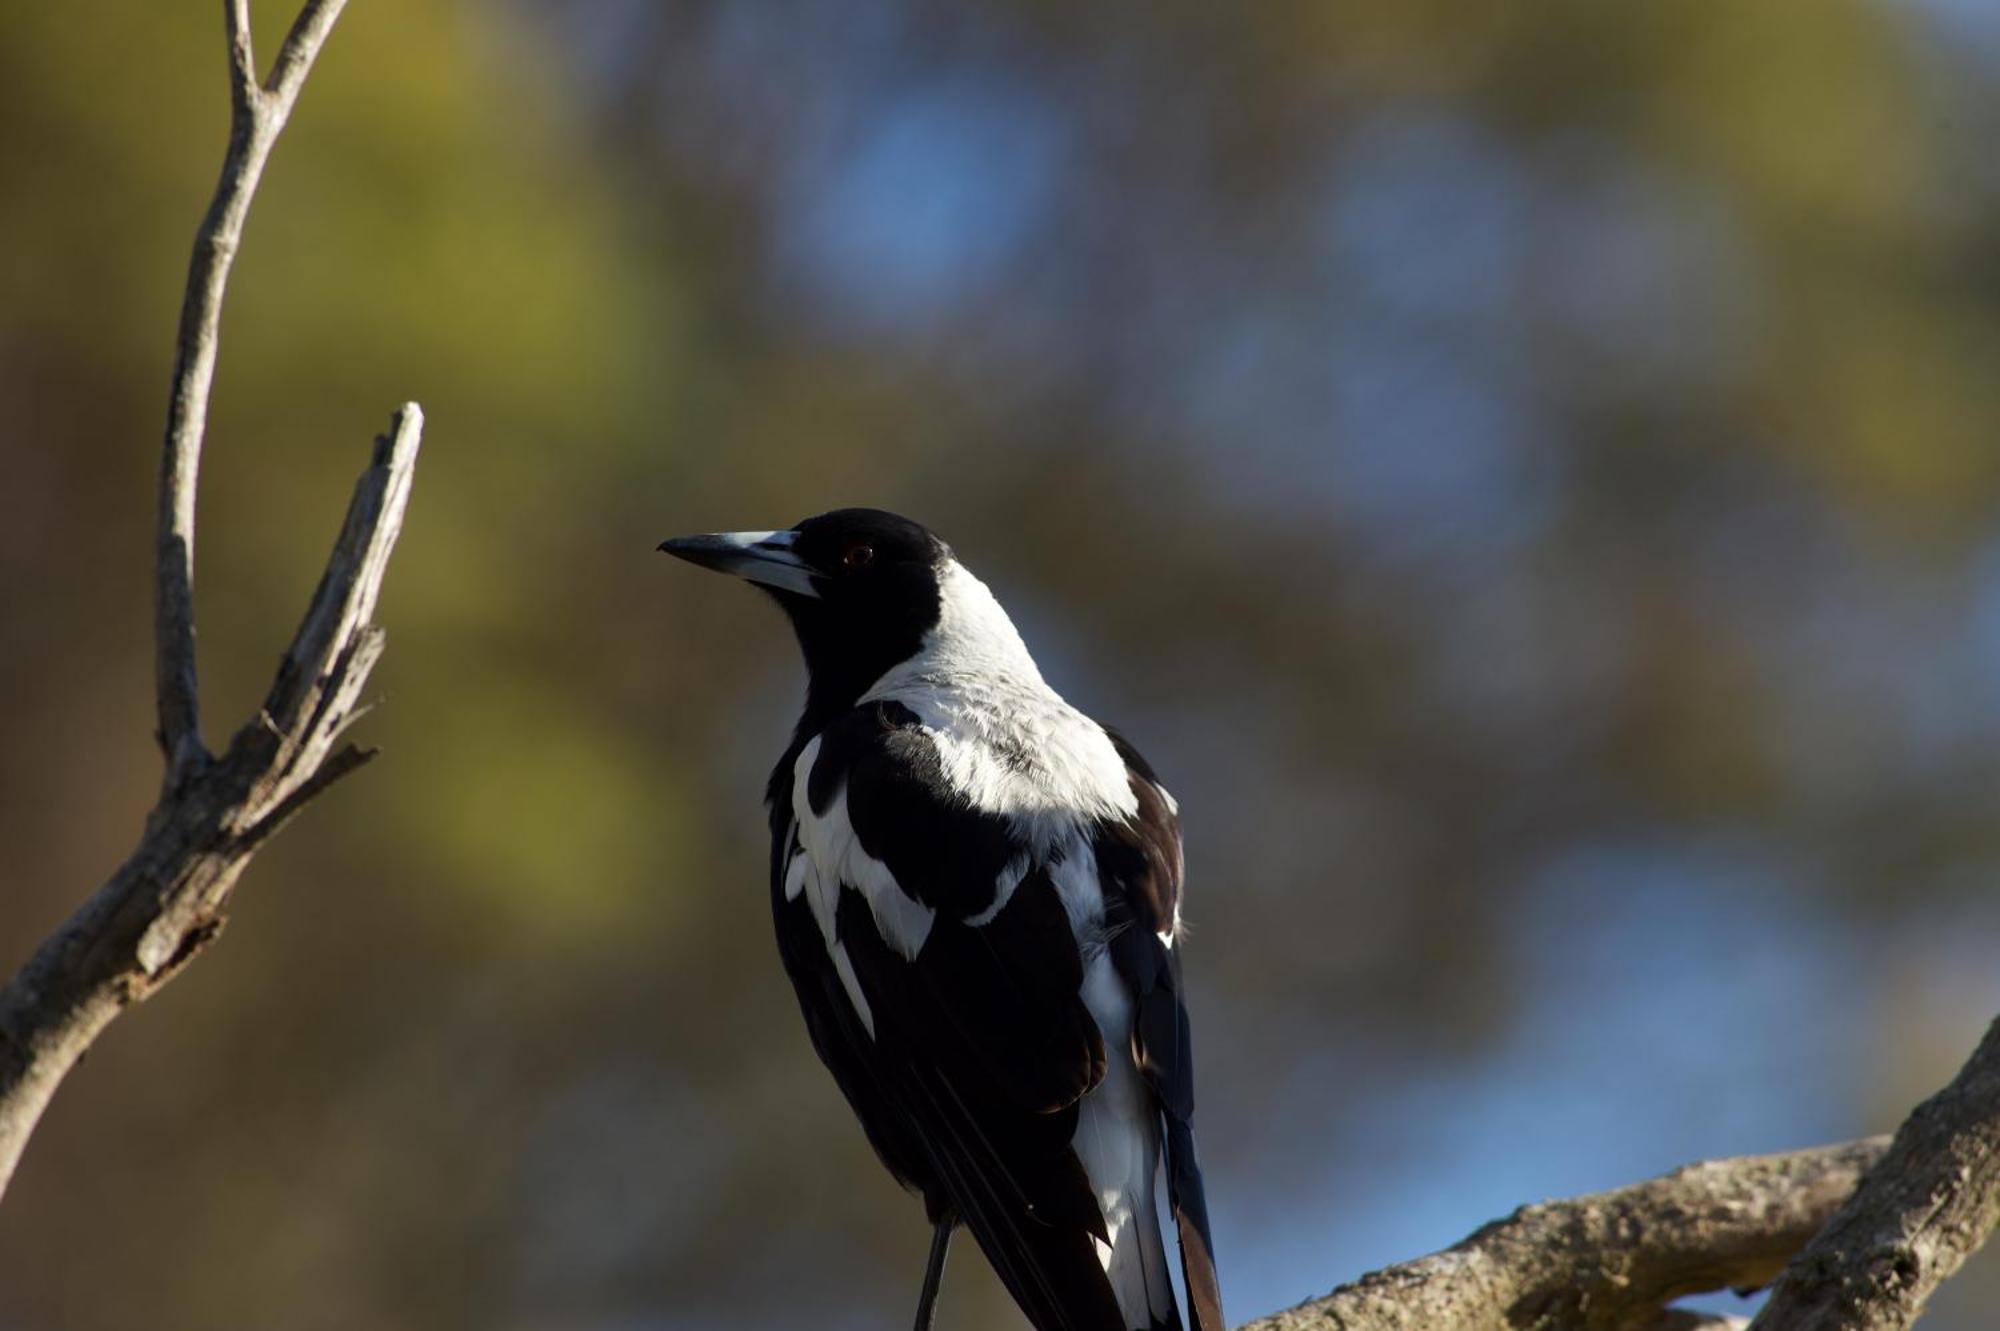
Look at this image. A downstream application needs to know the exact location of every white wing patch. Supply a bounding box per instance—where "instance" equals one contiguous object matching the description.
[964,853,1030,927]
[783,837,877,1037]
[789,735,938,968]
[1047,831,1108,946]
[828,938,875,1037]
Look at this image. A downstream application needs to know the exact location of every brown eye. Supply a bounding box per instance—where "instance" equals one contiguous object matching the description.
[842,541,875,569]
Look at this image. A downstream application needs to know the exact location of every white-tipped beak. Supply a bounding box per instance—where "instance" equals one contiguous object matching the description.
[658,529,821,599]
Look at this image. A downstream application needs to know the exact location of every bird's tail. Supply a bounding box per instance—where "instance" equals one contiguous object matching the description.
[1091,1096,1182,1330]
[1163,1114,1222,1331]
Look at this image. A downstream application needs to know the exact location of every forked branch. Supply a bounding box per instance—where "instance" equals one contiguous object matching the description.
[156,0,351,786]
[0,0,415,1201]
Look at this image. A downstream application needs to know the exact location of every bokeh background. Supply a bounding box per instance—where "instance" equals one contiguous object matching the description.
[5,2,2000,1327]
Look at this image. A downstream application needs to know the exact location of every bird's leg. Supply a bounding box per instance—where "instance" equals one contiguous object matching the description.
[911,1219,953,1331]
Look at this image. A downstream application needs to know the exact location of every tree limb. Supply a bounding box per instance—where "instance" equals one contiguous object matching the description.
[1239,1137,1891,1331]
[1751,1018,2000,1331]
[0,0,415,1201]
[155,0,350,787]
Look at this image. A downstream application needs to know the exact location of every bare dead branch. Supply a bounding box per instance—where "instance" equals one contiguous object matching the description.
[1751,1018,2000,1331]
[0,0,418,1202]
[224,0,258,111]
[0,404,419,1198]
[1239,1137,1890,1331]
[155,0,350,787]
[266,0,350,102]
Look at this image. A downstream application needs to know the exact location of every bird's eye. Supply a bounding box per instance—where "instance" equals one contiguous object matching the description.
[842,541,876,570]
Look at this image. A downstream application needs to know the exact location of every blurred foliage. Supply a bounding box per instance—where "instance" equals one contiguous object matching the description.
[3,1,2000,1328]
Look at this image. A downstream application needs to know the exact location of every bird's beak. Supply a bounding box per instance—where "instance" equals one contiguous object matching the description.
[657,529,822,599]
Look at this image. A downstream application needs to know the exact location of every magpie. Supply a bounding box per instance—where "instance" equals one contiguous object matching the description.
[660,509,1222,1331]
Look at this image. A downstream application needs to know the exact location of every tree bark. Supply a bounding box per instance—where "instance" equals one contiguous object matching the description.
[0,0,420,1200]
[1239,1138,1890,1331]
[1751,1018,2000,1331]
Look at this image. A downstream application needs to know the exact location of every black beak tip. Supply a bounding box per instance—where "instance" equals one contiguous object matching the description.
[658,534,741,573]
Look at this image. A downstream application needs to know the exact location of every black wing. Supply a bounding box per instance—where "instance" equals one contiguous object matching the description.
[768,702,1132,1331]
[1096,730,1224,1331]
[766,802,942,1209]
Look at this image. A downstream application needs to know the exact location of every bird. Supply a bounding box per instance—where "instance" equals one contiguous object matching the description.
[660,508,1222,1331]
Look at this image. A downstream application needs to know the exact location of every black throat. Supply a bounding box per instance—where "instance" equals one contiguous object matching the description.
[772,580,940,741]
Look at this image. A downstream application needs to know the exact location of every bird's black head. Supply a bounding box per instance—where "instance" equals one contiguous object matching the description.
[660,508,951,726]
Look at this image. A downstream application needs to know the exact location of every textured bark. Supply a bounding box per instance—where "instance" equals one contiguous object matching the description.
[1752,1018,2000,1331]
[0,0,419,1200]
[1239,1138,1890,1331]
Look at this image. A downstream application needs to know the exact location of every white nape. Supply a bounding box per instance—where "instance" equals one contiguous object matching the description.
[862,560,1138,847]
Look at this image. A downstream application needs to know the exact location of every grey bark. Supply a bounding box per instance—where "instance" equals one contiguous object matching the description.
[0,0,419,1200]
[156,0,350,788]
[1239,1138,1890,1331]
[1752,1018,2000,1331]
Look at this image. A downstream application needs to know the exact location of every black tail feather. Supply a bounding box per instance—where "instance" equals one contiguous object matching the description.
[1109,925,1224,1331]
[1165,1116,1223,1331]
[902,1063,1128,1331]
